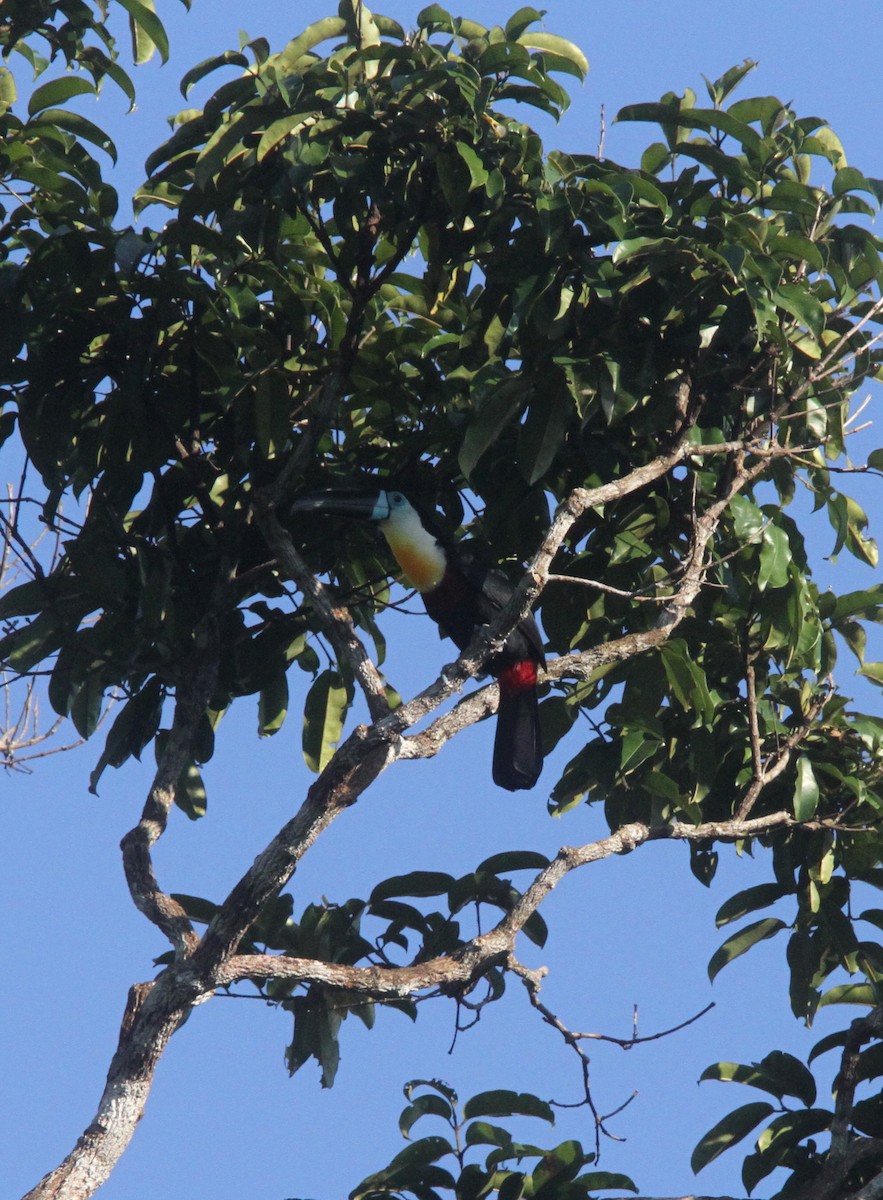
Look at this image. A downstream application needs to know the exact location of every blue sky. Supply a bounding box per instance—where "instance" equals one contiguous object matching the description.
[4,2,883,1198]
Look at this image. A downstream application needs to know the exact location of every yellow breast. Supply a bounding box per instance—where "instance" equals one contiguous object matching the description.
[381,522,446,593]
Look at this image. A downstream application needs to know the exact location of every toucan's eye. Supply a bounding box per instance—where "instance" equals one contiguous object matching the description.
[389,492,406,507]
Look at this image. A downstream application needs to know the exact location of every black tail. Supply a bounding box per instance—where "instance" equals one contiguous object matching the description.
[493,685,542,791]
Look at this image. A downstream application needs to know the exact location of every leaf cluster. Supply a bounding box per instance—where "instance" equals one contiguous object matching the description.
[350,1079,636,1199]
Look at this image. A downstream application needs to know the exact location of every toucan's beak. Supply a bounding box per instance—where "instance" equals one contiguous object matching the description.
[289,488,391,522]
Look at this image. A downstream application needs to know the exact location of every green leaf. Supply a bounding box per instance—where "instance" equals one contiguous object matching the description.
[806,125,847,168]
[528,1139,589,1191]
[852,1094,883,1137]
[516,31,589,78]
[458,383,524,480]
[365,1134,455,1173]
[793,756,820,821]
[285,990,343,1089]
[28,75,95,117]
[819,982,876,1007]
[832,586,883,620]
[71,672,105,740]
[658,640,714,724]
[756,1106,833,1152]
[708,918,787,981]
[476,851,550,874]
[464,1118,515,1148]
[834,166,876,197]
[0,66,16,114]
[370,872,455,902]
[0,579,51,619]
[776,282,826,340]
[278,17,348,71]
[455,141,489,191]
[176,762,207,820]
[404,1079,458,1106]
[399,1093,454,1139]
[257,112,317,162]
[258,671,289,736]
[170,893,219,925]
[828,493,879,566]
[758,522,792,590]
[302,670,352,773]
[462,1090,554,1123]
[29,109,117,162]
[116,0,170,64]
[700,1052,816,1106]
[578,1171,639,1193]
[517,386,572,485]
[705,62,759,106]
[0,610,62,672]
[180,50,250,98]
[89,680,164,793]
[691,1102,775,1173]
[716,883,789,927]
[523,910,548,949]
[808,1029,849,1063]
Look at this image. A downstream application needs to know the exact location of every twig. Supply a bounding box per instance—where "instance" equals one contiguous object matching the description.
[546,573,670,602]
[735,682,832,820]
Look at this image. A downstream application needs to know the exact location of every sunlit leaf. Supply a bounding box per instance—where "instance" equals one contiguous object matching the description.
[793,756,820,821]
[302,670,352,773]
[691,1102,775,1173]
[708,918,787,981]
[463,1091,554,1123]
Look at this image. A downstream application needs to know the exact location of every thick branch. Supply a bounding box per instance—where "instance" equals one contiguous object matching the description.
[193,736,394,970]
[211,810,802,1000]
[22,970,202,1200]
[119,638,221,955]
[808,1006,883,1200]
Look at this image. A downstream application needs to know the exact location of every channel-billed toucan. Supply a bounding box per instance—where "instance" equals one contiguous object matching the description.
[290,489,544,791]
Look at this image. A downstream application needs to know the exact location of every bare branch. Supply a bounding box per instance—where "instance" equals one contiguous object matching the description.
[508,953,624,1156]
[546,572,671,602]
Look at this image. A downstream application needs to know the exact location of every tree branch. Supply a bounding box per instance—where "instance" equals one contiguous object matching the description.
[807,1006,883,1200]
[119,636,221,955]
[212,809,804,1001]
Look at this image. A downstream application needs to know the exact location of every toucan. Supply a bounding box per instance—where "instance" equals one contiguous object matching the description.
[290,488,544,791]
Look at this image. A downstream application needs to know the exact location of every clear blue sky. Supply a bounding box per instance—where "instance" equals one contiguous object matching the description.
[4,3,883,1198]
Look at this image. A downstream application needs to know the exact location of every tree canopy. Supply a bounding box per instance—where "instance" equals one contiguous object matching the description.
[5,3,883,1199]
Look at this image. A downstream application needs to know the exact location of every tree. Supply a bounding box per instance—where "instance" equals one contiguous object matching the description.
[5,2,883,1197]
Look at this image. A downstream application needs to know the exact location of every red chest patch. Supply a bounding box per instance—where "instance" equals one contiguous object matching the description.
[497,659,539,695]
